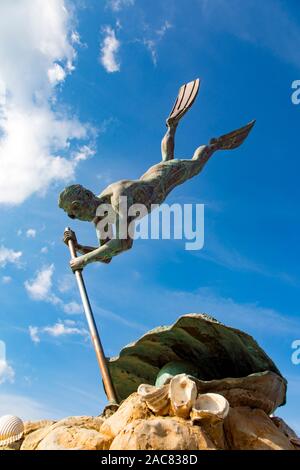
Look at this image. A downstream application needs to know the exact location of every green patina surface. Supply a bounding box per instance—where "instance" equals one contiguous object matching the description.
[108,313,283,402]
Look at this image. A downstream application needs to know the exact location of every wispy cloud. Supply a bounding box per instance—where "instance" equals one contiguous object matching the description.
[94,304,148,332]
[199,234,299,286]
[26,228,37,238]
[25,264,60,305]
[57,274,74,294]
[29,319,88,343]
[199,0,300,68]
[0,0,92,205]
[165,287,300,336]
[2,275,12,284]
[63,301,83,314]
[106,0,135,11]
[73,145,95,163]
[25,265,83,315]
[24,264,145,332]
[92,273,299,338]
[0,245,22,268]
[0,341,15,385]
[136,20,172,66]
[0,393,64,421]
[0,360,15,384]
[100,26,121,73]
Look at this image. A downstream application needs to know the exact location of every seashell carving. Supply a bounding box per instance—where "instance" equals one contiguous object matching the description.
[169,374,197,419]
[0,415,24,446]
[137,383,170,415]
[190,393,229,423]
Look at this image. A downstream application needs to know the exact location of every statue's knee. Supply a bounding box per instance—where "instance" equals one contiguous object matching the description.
[192,145,207,160]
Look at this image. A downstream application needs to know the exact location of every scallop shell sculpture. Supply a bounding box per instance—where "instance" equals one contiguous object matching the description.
[0,415,24,446]
[169,374,197,419]
[190,393,229,423]
[137,383,170,415]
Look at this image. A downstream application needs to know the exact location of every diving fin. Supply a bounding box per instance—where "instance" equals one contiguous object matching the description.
[167,78,200,127]
[210,120,256,150]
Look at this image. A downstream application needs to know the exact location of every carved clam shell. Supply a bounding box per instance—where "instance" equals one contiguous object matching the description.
[190,393,229,423]
[0,415,24,446]
[169,374,197,419]
[137,383,170,415]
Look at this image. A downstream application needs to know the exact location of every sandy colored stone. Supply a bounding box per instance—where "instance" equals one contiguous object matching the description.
[36,426,110,450]
[192,371,286,415]
[100,393,152,438]
[51,416,104,432]
[21,425,54,450]
[196,420,227,449]
[24,420,56,436]
[218,388,273,415]
[1,439,23,450]
[224,407,295,450]
[110,416,216,450]
[290,438,300,448]
[21,415,105,450]
[271,416,298,439]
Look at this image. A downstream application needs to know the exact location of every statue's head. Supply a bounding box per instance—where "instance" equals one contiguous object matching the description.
[58,184,98,221]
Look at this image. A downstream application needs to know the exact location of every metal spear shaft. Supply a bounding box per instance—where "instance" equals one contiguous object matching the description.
[64,227,118,404]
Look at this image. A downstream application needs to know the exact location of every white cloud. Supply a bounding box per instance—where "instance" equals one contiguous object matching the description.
[136,20,172,66]
[24,264,60,305]
[0,341,15,384]
[71,31,81,45]
[26,228,37,238]
[0,245,22,268]
[73,145,95,162]
[41,246,48,254]
[63,301,83,314]
[0,360,15,384]
[29,320,88,343]
[25,265,85,317]
[47,63,66,84]
[100,26,121,73]
[107,0,135,11]
[29,326,40,344]
[2,275,12,284]
[94,304,147,332]
[0,0,92,205]
[58,274,74,293]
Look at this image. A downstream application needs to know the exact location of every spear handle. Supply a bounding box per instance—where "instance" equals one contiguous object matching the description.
[64,227,118,404]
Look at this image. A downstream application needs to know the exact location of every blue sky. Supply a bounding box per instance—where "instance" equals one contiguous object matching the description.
[0,0,300,432]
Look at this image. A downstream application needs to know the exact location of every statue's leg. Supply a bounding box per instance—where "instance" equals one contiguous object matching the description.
[161,78,200,162]
[161,124,177,162]
[185,145,215,178]
[187,120,256,177]
[162,120,256,194]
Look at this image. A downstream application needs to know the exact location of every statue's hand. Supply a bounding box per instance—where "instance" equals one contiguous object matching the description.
[70,255,86,272]
[63,229,79,249]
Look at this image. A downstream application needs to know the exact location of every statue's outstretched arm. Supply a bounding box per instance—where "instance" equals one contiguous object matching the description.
[76,244,97,255]
[69,214,133,270]
[69,237,132,271]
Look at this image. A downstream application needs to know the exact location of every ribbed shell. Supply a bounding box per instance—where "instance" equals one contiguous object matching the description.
[190,393,229,423]
[0,415,24,446]
[137,383,170,415]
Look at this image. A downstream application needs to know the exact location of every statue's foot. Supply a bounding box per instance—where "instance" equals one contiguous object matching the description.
[210,120,256,151]
[166,78,200,128]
